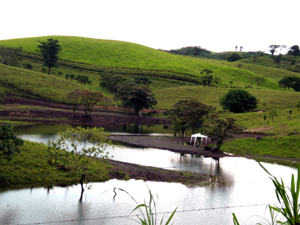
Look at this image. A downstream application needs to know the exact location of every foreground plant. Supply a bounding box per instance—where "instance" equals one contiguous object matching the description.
[117,188,177,225]
[233,163,300,224]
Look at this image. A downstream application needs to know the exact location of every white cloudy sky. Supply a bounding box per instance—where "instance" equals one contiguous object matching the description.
[1,0,298,53]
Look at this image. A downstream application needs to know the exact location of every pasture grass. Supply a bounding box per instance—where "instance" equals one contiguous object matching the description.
[0,140,111,187]
[1,36,298,91]
[154,86,300,111]
[0,63,88,103]
[222,135,300,159]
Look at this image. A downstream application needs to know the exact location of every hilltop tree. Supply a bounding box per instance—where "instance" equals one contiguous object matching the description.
[168,100,215,137]
[37,38,61,74]
[288,45,300,56]
[269,45,280,56]
[0,46,23,66]
[220,89,258,113]
[0,124,24,161]
[193,46,202,56]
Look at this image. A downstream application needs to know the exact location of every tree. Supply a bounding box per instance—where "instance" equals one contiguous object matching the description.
[273,53,283,68]
[0,124,24,161]
[227,53,242,62]
[100,73,127,93]
[269,45,280,56]
[0,46,23,66]
[134,76,152,86]
[99,96,113,112]
[168,100,215,137]
[37,38,61,74]
[81,91,104,117]
[288,45,300,56]
[200,69,214,86]
[47,126,112,193]
[122,86,157,116]
[279,76,300,92]
[268,110,278,122]
[67,89,83,115]
[204,115,242,151]
[193,46,202,56]
[220,89,258,113]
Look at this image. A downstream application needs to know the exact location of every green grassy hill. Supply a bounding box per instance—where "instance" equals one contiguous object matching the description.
[1,35,300,111]
[1,36,298,90]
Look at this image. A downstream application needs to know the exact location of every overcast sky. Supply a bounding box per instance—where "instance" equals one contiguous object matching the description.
[1,0,298,53]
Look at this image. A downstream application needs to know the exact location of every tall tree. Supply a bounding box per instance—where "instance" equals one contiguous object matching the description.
[37,38,61,74]
[269,45,280,56]
[0,46,23,66]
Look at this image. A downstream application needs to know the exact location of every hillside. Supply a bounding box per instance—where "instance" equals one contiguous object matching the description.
[1,36,297,90]
[1,35,300,112]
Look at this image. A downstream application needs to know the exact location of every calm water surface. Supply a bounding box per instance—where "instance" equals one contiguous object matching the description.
[0,124,297,224]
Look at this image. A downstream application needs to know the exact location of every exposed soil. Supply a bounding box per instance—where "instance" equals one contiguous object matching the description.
[0,96,267,186]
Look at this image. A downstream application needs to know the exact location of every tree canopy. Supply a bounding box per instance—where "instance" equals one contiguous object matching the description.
[37,38,61,74]
[227,53,242,62]
[204,115,242,151]
[220,89,258,113]
[0,124,24,161]
[168,99,215,137]
[279,76,300,92]
[0,46,23,66]
[121,86,157,116]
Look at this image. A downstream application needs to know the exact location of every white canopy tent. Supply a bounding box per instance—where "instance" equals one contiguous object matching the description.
[190,133,208,147]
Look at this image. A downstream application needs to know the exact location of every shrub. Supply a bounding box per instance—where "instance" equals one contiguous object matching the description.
[227,53,243,62]
[23,63,32,70]
[220,89,258,113]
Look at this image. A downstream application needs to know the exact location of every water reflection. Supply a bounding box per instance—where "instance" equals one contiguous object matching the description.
[1,124,297,224]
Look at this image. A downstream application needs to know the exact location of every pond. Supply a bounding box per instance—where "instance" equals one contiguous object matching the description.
[0,124,297,224]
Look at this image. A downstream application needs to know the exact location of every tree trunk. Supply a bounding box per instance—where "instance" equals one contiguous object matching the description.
[80,173,86,192]
[48,65,51,75]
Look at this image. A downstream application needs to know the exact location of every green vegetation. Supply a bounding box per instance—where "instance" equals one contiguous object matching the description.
[0,124,24,161]
[47,126,112,192]
[1,35,300,166]
[220,89,258,113]
[37,38,61,74]
[0,140,111,187]
[234,163,300,224]
[118,188,177,225]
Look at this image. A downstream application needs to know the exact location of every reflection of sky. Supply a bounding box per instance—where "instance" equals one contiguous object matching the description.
[7,127,298,224]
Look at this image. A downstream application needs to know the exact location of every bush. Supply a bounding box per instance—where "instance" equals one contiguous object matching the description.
[220,89,258,113]
[227,53,243,62]
[23,63,32,70]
